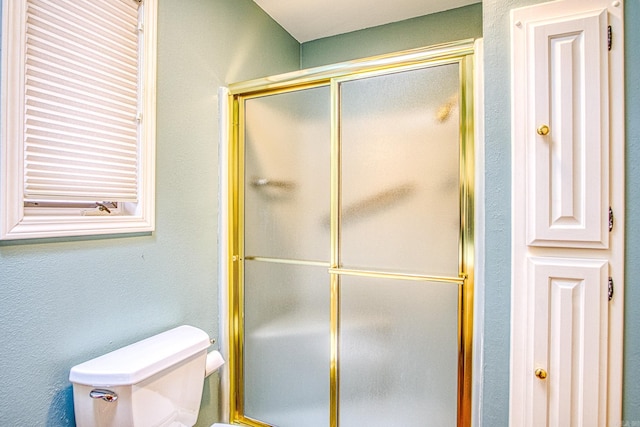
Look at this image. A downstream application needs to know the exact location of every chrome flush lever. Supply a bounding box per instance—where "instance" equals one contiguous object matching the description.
[89,389,118,402]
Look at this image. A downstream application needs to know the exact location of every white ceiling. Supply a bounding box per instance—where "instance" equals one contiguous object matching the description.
[252,0,480,43]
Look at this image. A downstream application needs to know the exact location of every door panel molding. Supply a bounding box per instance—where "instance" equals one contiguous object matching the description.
[510,1,624,426]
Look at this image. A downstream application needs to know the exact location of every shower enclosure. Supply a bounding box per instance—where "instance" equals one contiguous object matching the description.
[226,40,476,427]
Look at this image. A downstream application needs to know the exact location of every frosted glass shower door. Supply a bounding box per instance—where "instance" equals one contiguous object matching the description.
[339,64,461,277]
[339,277,459,426]
[232,46,474,427]
[337,63,463,426]
[242,86,332,427]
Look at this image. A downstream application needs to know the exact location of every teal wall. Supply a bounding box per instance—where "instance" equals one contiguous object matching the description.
[0,1,299,426]
[623,0,640,422]
[480,0,535,424]
[301,3,483,68]
[1,0,639,426]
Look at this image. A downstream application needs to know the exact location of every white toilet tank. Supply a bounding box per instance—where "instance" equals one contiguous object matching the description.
[69,325,211,427]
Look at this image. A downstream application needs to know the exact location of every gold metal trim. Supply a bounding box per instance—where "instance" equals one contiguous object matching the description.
[329,77,341,427]
[228,39,475,95]
[234,416,272,427]
[458,54,475,427]
[329,273,340,427]
[328,267,464,285]
[229,95,245,423]
[244,256,330,267]
[235,81,331,101]
[227,38,476,427]
[331,56,466,87]
[227,95,240,422]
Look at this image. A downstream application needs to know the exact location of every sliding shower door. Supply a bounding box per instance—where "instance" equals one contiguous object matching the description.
[228,41,475,427]
[337,63,462,426]
[242,86,332,426]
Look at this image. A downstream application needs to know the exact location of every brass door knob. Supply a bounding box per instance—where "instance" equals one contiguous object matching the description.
[537,124,550,136]
[535,368,547,379]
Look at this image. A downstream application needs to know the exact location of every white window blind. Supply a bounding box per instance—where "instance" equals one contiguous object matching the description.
[24,0,141,203]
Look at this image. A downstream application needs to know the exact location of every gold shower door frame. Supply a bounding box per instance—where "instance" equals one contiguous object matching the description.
[227,39,476,427]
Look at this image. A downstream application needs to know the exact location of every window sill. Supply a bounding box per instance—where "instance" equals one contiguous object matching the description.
[1,214,154,240]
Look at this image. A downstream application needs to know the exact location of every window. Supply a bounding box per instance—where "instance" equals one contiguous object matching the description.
[1,0,157,240]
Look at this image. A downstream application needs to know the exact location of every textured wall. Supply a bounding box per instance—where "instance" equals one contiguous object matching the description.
[0,1,299,426]
[301,3,483,69]
[623,0,640,423]
[480,0,541,424]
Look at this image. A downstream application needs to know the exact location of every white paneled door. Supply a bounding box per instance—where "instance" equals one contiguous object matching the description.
[510,0,624,426]
[527,9,609,248]
[528,257,609,426]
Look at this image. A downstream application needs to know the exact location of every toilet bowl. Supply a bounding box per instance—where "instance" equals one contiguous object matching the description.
[69,325,224,427]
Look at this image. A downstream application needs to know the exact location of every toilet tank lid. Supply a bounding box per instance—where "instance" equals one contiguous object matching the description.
[69,325,210,386]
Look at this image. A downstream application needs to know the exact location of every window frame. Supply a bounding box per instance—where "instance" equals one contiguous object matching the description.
[0,0,157,240]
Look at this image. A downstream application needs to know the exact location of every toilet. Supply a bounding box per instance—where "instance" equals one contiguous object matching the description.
[69,325,225,427]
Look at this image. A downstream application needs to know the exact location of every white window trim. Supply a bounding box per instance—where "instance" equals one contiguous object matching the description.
[1,0,157,240]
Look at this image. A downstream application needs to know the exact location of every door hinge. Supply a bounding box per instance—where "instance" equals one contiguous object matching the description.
[609,207,614,232]
[608,25,612,50]
[608,277,614,301]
